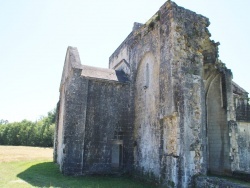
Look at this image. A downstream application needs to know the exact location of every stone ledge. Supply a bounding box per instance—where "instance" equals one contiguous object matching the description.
[195,176,250,188]
[233,171,250,182]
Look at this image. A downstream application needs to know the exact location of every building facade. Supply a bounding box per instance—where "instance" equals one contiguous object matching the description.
[54,1,250,187]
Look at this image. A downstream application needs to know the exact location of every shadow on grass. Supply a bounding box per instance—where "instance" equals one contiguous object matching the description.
[17,162,153,188]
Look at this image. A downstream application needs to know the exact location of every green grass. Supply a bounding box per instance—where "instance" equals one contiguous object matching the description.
[0,160,154,188]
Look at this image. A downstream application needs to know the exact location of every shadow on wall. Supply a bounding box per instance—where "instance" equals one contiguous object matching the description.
[17,162,153,188]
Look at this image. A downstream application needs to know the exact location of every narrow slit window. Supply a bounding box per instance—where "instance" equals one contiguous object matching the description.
[144,63,149,89]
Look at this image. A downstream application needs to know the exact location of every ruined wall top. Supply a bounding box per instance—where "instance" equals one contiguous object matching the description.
[109,0,213,69]
[60,46,83,91]
[233,81,249,97]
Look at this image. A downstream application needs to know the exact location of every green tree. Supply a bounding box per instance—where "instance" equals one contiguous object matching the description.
[0,119,8,125]
[0,109,56,147]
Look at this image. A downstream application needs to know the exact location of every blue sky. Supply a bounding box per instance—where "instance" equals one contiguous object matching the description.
[1,0,249,122]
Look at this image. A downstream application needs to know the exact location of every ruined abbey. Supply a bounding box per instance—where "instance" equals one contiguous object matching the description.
[54,1,250,187]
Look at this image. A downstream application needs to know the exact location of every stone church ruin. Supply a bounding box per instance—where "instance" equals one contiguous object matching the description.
[54,1,250,187]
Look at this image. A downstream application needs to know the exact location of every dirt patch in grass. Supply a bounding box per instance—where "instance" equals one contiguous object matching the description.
[0,146,53,162]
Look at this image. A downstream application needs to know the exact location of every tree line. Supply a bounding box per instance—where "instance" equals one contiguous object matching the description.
[0,110,56,147]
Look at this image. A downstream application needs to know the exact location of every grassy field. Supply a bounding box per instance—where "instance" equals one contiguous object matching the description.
[0,146,154,188]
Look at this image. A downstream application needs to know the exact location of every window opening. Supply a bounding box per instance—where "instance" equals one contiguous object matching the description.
[144,63,149,89]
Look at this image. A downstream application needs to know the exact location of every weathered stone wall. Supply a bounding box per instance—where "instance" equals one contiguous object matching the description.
[163,3,209,186]
[82,79,133,174]
[233,83,250,174]
[237,122,250,173]
[59,76,133,175]
[109,0,243,186]
[55,47,133,175]
[109,1,215,186]
[195,176,250,188]
[55,1,250,187]
[134,52,161,179]
[161,0,234,183]
[55,47,87,174]
[60,68,88,175]
[56,85,65,167]
[110,10,163,183]
[236,101,250,122]
[110,7,166,184]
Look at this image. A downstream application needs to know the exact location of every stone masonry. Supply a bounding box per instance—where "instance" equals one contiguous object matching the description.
[54,1,250,187]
